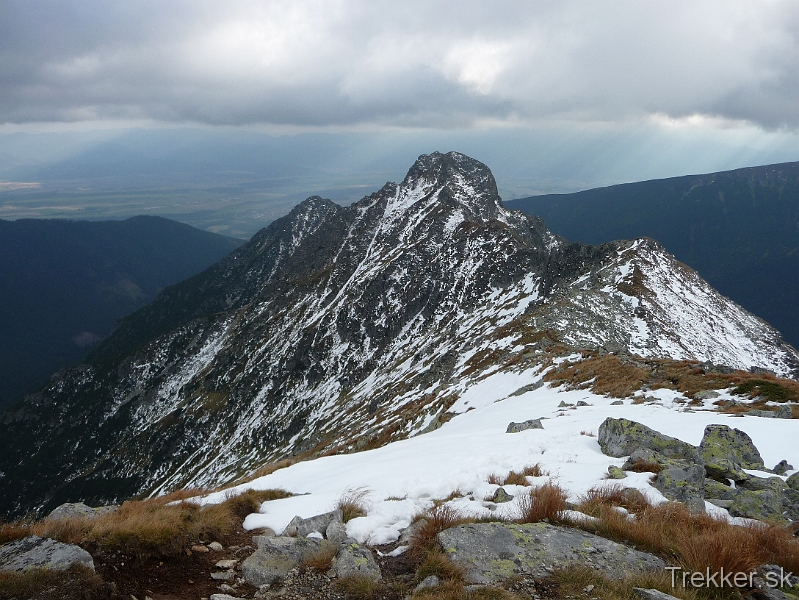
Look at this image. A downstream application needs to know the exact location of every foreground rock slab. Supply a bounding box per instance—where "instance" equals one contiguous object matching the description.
[0,535,94,572]
[438,522,666,585]
[242,536,321,586]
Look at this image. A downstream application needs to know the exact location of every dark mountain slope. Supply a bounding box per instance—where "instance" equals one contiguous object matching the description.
[1,152,796,519]
[505,162,799,347]
[0,216,243,409]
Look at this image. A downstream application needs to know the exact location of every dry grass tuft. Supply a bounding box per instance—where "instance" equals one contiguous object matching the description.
[338,487,370,523]
[0,564,119,600]
[0,488,292,560]
[487,464,547,487]
[551,564,702,600]
[516,482,568,524]
[581,500,799,578]
[303,539,339,572]
[415,549,466,583]
[413,580,518,599]
[225,488,294,521]
[624,459,664,474]
[334,574,383,600]
[577,484,649,518]
[409,504,470,561]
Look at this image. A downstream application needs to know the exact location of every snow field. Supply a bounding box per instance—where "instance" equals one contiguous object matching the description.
[198,371,799,546]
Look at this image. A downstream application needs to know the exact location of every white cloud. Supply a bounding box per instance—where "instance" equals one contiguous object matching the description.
[1,0,799,130]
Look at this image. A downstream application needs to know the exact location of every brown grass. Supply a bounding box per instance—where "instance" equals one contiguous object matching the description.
[516,482,568,523]
[415,549,466,583]
[551,564,702,600]
[338,487,370,523]
[409,504,470,560]
[577,484,649,518]
[230,458,296,486]
[487,464,547,487]
[303,539,339,572]
[624,459,664,474]
[582,501,799,577]
[0,564,119,600]
[0,488,292,559]
[334,574,383,599]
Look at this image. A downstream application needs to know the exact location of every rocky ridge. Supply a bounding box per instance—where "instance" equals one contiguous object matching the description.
[1,151,798,518]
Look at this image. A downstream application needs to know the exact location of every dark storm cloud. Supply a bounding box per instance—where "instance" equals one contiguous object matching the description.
[2,1,799,129]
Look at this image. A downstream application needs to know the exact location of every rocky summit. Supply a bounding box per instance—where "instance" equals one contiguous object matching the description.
[1,151,798,518]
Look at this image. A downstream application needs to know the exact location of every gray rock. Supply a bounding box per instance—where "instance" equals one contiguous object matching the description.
[739,476,786,493]
[652,465,706,513]
[634,588,681,600]
[787,472,799,491]
[558,401,573,408]
[211,571,235,581]
[492,487,514,503]
[728,489,785,522]
[437,522,665,585]
[506,419,543,433]
[783,488,799,521]
[746,407,791,419]
[510,381,544,397]
[325,520,348,546]
[598,418,699,462]
[607,465,627,479]
[216,559,238,569]
[773,460,794,475]
[576,400,590,407]
[208,541,224,552]
[281,515,303,537]
[699,424,764,481]
[241,536,321,586]
[293,510,342,538]
[332,541,381,581]
[703,478,739,501]
[415,575,440,592]
[610,400,624,405]
[210,595,244,600]
[46,502,117,521]
[0,536,94,572]
[705,499,733,509]
[693,390,720,401]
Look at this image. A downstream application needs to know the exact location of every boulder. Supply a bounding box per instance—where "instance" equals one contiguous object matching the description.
[598,418,699,461]
[652,465,705,513]
[773,460,794,475]
[693,390,720,401]
[295,510,343,538]
[326,520,348,546]
[332,541,381,581]
[437,522,665,585]
[0,536,94,572]
[241,536,321,586]
[46,502,117,521]
[781,488,799,521]
[728,490,785,522]
[787,472,799,491]
[607,466,627,479]
[506,419,543,433]
[699,424,764,481]
[739,476,787,493]
[492,487,514,503]
[415,575,440,592]
[634,589,682,600]
[703,479,739,501]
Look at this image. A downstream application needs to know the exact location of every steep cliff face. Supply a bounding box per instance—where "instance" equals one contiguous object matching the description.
[1,151,797,518]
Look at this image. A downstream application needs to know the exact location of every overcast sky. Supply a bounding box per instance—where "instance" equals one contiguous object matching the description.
[2,1,799,195]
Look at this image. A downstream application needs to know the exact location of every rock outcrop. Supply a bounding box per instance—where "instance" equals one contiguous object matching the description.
[0,535,94,572]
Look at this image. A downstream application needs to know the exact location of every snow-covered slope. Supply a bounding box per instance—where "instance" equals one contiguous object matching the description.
[1,151,797,518]
[196,378,799,545]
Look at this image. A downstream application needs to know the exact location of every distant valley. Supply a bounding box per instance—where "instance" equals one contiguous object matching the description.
[0,216,243,410]
[506,161,799,348]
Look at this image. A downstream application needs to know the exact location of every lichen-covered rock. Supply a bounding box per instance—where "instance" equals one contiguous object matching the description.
[607,466,627,479]
[739,476,787,493]
[492,487,514,503]
[653,465,705,513]
[332,541,381,581]
[241,536,321,586]
[437,522,665,585]
[598,418,699,461]
[46,502,117,521]
[703,479,739,501]
[728,490,785,522]
[622,448,693,472]
[0,536,94,572]
[773,460,794,475]
[782,488,799,521]
[787,472,799,491]
[699,424,764,481]
[506,419,543,433]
